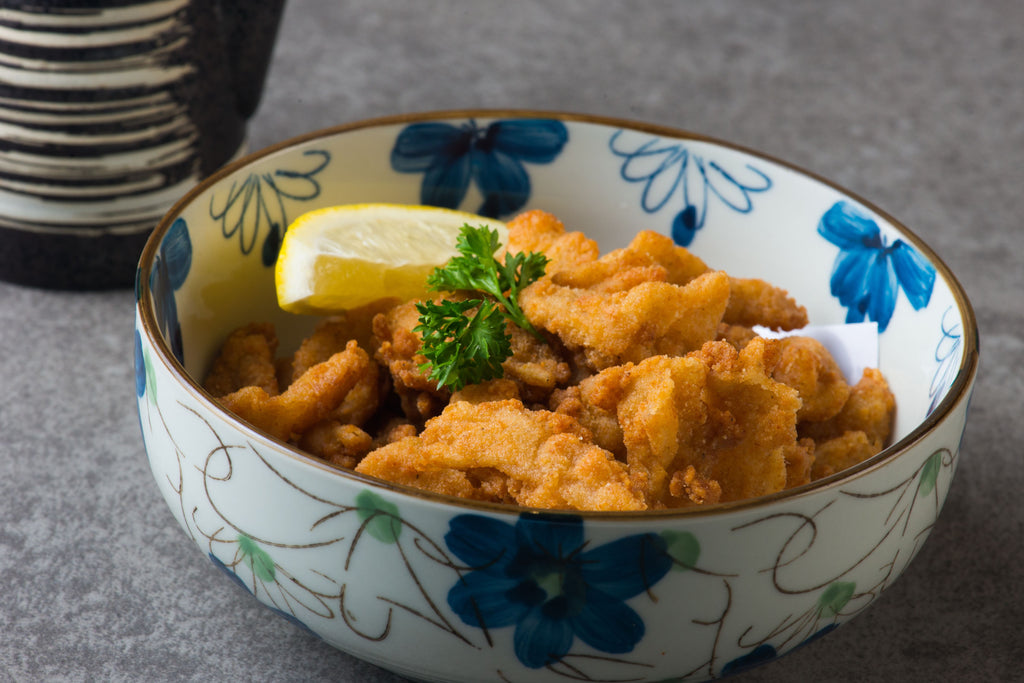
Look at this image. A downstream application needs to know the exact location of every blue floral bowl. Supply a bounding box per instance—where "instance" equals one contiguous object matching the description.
[135,111,978,682]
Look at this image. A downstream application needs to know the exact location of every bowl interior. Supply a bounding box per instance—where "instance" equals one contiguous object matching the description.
[140,111,975,470]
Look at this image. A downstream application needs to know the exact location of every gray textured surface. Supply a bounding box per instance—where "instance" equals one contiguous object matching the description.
[1,0,1021,680]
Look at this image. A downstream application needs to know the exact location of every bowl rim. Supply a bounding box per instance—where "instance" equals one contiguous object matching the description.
[136,108,980,520]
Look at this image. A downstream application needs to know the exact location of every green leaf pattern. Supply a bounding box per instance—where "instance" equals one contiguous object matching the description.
[661,530,700,571]
[356,489,403,544]
[919,451,943,497]
[817,581,856,617]
[238,534,275,582]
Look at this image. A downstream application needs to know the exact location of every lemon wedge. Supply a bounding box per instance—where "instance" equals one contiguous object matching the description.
[275,203,507,314]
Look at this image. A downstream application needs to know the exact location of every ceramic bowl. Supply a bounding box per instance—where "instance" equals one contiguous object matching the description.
[134,110,978,682]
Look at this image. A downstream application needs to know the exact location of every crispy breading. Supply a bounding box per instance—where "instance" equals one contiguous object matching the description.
[504,209,599,275]
[217,340,371,442]
[809,430,877,480]
[297,420,374,469]
[715,322,759,349]
[550,247,668,293]
[371,297,450,422]
[287,316,384,427]
[355,399,645,511]
[625,230,710,284]
[669,466,722,505]
[205,209,897,511]
[290,317,351,380]
[686,340,805,502]
[799,367,895,448]
[556,340,806,507]
[611,354,711,506]
[450,378,521,404]
[522,270,730,371]
[551,376,627,459]
[501,323,572,403]
[204,322,280,397]
[770,336,851,422]
[613,230,807,331]
[783,439,816,489]
[372,418,419,448]
[798,367,895,480]
[794,366,892,483]
[723,277,808,331]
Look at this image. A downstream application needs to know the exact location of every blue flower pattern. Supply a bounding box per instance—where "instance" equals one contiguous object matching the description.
[608,130,773,246]
[818,201,935,332]
[721,624,838,678]
[390,118,568,218]
[208,149,331,266]
[149,217,192,365]
[135,121,965,681]
[134,329,146,398]
[444,513,672,669]
[929,307,963,415]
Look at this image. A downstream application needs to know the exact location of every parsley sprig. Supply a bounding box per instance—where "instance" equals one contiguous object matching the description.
[414,224,548,390]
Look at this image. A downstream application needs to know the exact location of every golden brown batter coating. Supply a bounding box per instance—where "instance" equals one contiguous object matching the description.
[204,322,280,397]
[770,335,851,423]
[371,296,450,423]
[217,340,372,442]
[504,209,599,275]
[205,209,896,511]
[521,271,730,371]
[800,367,895,459]
[297,420,374,469]
[355,399,644,511]
[723,277,808,331]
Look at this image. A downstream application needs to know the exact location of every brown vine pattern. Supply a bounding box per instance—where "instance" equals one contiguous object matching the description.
[137,339,959,682]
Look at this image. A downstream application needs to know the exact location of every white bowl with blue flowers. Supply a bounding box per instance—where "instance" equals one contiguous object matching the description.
[135,110,978,682]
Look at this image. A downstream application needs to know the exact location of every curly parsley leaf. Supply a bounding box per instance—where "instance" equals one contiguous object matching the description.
[414,298,510,390]
[414,224,548,390]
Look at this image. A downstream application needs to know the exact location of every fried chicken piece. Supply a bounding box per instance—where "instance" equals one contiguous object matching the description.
[520,229,732,371]
[769,336,851,422]
[289,317,352,381]
[550,246,669,293]
[715,322,759,350]
[809,431,877,480]
[372,418,418,447]
[521,270,730,371]
[724,277,808,331]
[669,466,722,505]
[450,378,521,404]
[372,297,450,423]
[611,230,808,331]
[297,420,374,469]
[502,323,572,403]
[550,380,626,460]
[603,354,710,506]
[217,341,372,442]
[560,339,806,507]
[288,316,384,427]
[782,439,816,489]
[286,300,400,379]
[504,209,599,276]
[356,399,645,511]
[687,340,808,502]
[204,323,280,397]
[624,229,710,284]
[798,370,897,462]
[372,290,570,413]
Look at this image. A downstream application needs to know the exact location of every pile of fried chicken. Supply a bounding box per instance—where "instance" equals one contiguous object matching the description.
[204,210,894,511]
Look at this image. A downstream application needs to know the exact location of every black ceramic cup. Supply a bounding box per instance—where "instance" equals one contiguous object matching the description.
[0,0,286,289]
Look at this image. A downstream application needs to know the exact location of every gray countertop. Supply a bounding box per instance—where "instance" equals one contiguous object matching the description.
[1,1,1021,681]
